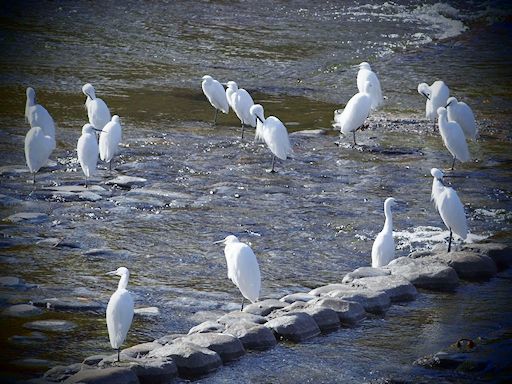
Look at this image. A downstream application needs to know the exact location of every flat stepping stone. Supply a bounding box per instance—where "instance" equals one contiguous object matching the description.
[24,319,76,332]
[79,191,102,202]
[280,292,317,304]
[183,332,245,362]
[33,297,103,311]
[105,175,147,188]
[307,297,365,325]
[350,275,418,302]
[121,341,161,358]
[302,306,340,332]
[217,311,266,325]
[64,366,139,383]
[387,257,459,291]
[82,355,110,367]
[134,306,160,317]
[289,129,327,137]
[265,312,320,342]
[44,185,106,193]
[242,299,287,316]
[342,267,391,283]
[188,320,225,334]
[326,287,391,314]
[462,242,512,270]
[309,284,347,296]
[99,356,178,383]
[43,363,82,382]
[2,304,43,318]
[224,321,277,350]
[148,340,222,379]
[3,212,48,223]
[427,251,497,281]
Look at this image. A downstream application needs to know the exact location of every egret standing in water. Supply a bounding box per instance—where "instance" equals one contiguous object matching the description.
[226,81,256,139]
[437,107,470,170]
[77,124,99,187]
[99,115,122,171]
[446,97,477,141]
[371,197,397,268]
[106,267,134,362]
[430,168,468,252]
[250,104,292,173]
[25,87,56,143]
[82,83,111,131]
[357,62,383,110]
[417,81,449,129]
[24,126,55,183]
[214,235,261,310]
[333,81,372,145]
[202,75,229,125]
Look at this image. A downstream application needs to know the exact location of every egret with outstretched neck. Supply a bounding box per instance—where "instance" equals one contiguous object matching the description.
[99,115,122,171]
[77,124,99,188]
[371,197,397,267]
[24,126,55,183]
[418,81,449,129]
[106,267,134,362]
[446,97,477,141]
[25,87,56,143]
[226,81,256,139]
[214,235,261,311]
[437,107,470,170]
[202,75,229,125]
[82,83,111,131]
[357,62,383,110]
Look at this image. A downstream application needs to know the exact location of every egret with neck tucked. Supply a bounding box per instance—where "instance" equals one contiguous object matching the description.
[24,126,55,183]
[82,83,111,131]
[202,75,229,125]
[446,97,477,141]
[226,81,256,139]
[437,107,470,170]
[250,104,292,173]
[417,81,449,129]
[430,168,468,252]
[214,235,261,311]
[99,115,122,171]
[371,197,397,267]
[25,87,56,142]
[106,267,134,362]
[77,124,99,187]
[357,62,383,110]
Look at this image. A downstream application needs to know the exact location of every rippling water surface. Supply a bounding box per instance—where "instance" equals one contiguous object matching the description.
[0,1,511,382]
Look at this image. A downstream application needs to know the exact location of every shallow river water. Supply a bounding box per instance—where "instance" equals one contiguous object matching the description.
[0,1,511,382]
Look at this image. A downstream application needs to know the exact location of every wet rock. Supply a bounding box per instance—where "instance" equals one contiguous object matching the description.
[83,248,121,257]
[8,331,48,345]
[99,357,178,384]
[12,358,53,369]
[342,267,391,283]
[217,311,266,325]
[242,299,288,316]
[0,193,23,207]
[4,212,48,223]
[155,333,186,345]
[125,189,193,208]
[386,257,459,291]
[36,238,62,247]
[188,320,225,334]
[44,185,107,193]
[462,242,512,270]
[414,351,489,372]
[309,284,347,296]
[280,292,317,304]
[111,194,165,209]
[122,342,162,358]
[184,332,245,362]
[428,251,497,281]
[0,165,29,176]
[33,297,103,311]
[83,355,110,367]
[105,176,147,189]
[64,367,139,383]
[134,307,160,317]
[147,341,222,378]
[289,129,327,137]
[79,191,103,202]
[0,276,37,290]
[43,363,82,382]
[1,303,43,318]
[350,275,418,302]
[307,297,366,325]
[325,288,391,314]
[24,319,77,332]
[302,306,340,332]
[224,321,277,350]
[265,312,321,342]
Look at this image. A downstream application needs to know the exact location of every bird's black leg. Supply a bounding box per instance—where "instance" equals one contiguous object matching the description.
[241,123,245,140]
[117,348,120,362]
[240,297,245,312]
[33,173,36,184]
[109,160,112,171]
[85,177,88,189]
[353,131,357,146]
[448,229,452,252]
[270,155,276,173]
[213,109,219,126]
[451,157,456,171]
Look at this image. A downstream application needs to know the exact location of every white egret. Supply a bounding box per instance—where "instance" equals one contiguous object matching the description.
[99,115,122,170]
[82,83,111,131]
[446,97,477,141]
[24,126,55,183]
[430,168,468,252]
[202,75,229,125]
[106,267,134,362]
[417,81,450,128]
[226,81,256,139]
[333,81,372,145]
[25,87,56,144]
[437,107,470,170]
[214,235,261,310]
[77,124,99,187]
[357,62,383,110]
[249,104,292,173]
[371,197,397,268]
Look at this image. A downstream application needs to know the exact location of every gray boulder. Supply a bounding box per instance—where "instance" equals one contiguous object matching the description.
[224,321,277,350]
[280,292,317,304]
[121,342,161,358]
[463,243,512,270]
[82,355,110,367]
[309,284,346,296]
[105,176,147,188]
[98,357,178,384]
[188,320,225,334]
[43,363,82,382]
[350,275,418,302]
[217,311,266,325]
[325,288,390,314]
[342,267,391,283]
[242,299,287,316]
[2,304,43,318]
[265,312,320,342]
[63,367,139,383]
[302,306,340,332]
[183,332,245,362]
[4,212,48,223]
[307,298,365,325]
[429,251,497,281]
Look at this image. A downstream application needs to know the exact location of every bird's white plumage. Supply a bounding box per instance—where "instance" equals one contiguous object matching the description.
[202,75,229,114]
[250,104,292,161]
[417,81,450,121]
[99,115,122,163]
[333,81,372,135]
[446,97,477,141]
[24,126,55,175]
[226,82,256,128]
[106,267,134,350]
[371,197,396,267]
[357,62,383,110]
[82,83,111,131]
[437,107,470,163]
[77,124,99,179]
[25,87,56,145]
[225,81,238,111]
[220,235,260,304]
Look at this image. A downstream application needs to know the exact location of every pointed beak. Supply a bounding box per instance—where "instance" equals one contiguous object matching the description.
[421,92,430,100]
[92,128,102,132]
[213,239,225,245]
[221,83,228,86]
[106,271,117,276]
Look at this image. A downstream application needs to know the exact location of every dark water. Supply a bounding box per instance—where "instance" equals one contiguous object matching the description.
[0,1,511,382]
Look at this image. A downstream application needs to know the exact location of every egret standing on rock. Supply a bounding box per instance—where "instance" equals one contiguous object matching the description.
[77,124,99,188]
[25,87,56,143]
[371,197,397,268]
[357,62,383,110]
[430,168,468,252]
[250,104,292,173]
[417,81,449,129]
[214,235,261,310]
[99,115,122,171]
[202,75,229,125]
[106,267,134,362]
[446,97,477,141]
[24,126,55,183]
[226,81,256,139]
[82,83,111,131]
[437,107,470,170]
[333,81,372,145]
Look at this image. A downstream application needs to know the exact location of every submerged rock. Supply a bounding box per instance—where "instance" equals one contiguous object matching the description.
[64,366,139,383]
[0,276,37,290]
[265,312,321,342]
[350,275,418,302]
[3,212,48,223]
[1,303,43,318]
[223,321,277,350]
[33,297,103,311]
[24,319,76,332]
[8,331,47,346]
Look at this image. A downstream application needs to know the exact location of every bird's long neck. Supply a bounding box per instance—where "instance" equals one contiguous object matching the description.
[118,273,129,290]
[431,178,444,203]
[383,203,393,233]
[438,113,447,130]
[25,96,35,120]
